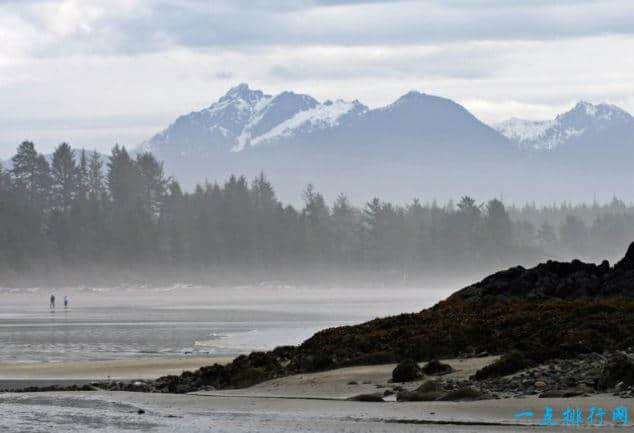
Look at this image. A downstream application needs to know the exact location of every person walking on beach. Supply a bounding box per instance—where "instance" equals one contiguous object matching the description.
[64,296,69,308]
[50,294,55,309]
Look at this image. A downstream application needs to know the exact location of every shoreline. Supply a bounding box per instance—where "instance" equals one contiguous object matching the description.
[2,355,631,430]
[0,356,233,382]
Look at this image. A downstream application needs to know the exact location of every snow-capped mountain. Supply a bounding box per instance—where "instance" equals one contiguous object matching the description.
[141,84,519,203]
[144,83,368,155]
[496,101,634,151]
[140,84,634,204]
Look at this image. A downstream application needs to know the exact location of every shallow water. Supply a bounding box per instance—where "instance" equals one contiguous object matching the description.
[0,286,455,362]
[0,392,535,433]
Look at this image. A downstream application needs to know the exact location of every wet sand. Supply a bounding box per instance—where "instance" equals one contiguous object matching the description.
[1,390,630,432]
[0,356,232,382]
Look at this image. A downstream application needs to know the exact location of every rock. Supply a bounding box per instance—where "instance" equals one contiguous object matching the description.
[128,381,151,392]
[416,380,442,393]
[438,386,484,401]
[472,351,532,381]
[392,359,423,382]
[598,353,634,390]
[396,390,445,402]
[534,380,547,389]
[347,393,384,402]
[422,359,453,376]
[137,409,145,415]
[347,381,358,385]
[383,389,394,397]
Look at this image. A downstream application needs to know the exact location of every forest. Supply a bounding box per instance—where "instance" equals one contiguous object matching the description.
[2,141,634,286]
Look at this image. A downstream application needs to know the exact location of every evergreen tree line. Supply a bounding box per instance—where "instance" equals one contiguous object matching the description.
[2,141,634,284]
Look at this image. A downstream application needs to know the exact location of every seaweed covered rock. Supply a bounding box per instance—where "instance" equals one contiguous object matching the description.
[152,346,297,393]
[453,242,634,302]
[422,359,453,375]
[472,351,532,380]
[391,359,422,382]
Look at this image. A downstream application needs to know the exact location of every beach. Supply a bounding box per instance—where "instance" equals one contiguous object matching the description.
[1,355,631,431]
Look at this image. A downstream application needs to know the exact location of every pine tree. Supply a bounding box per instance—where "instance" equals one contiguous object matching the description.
[77,149,89,201]
[88,150,105,199]
[51,142,79,211]
[11,141,40,201]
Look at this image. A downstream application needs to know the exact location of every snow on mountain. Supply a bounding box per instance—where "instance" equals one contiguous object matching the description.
[250,99,368,147]
[495,118,556,150]
[138,85,634,204]
[144,84,367,154]
[495,101,633,151]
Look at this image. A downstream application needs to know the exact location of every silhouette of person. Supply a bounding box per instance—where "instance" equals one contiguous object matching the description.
[64,296,69,308]
[50,294,55,309]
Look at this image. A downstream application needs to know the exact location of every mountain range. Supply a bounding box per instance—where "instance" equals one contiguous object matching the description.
[141,84,634,204]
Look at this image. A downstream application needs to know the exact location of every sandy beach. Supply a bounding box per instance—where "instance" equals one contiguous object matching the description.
[2,355,631,431]
[199,355,500,399]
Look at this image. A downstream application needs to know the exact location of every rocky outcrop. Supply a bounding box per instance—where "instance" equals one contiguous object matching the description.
[391,359,423,382]
[453,242,634,301]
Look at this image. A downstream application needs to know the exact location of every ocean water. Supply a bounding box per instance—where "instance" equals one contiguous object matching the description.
[0,286,454,363]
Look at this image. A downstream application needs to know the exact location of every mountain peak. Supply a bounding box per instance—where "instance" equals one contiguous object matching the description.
[496,100,634,151]
[396,90,426,102]
[563,100,631,122]
[219,83,266,105]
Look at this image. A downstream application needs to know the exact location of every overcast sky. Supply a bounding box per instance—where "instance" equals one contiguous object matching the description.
[1,0,634,158]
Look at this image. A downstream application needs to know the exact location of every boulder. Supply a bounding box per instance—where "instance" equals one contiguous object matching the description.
[415,380,443,393]
[438,386,484,401]
[397,390,445,401]
[391,359,423,382]
[422,359,453,376]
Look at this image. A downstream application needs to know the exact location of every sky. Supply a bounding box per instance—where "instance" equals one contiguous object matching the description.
[1,0,634,158]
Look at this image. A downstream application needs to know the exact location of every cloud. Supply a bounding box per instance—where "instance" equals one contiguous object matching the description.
[3,0,634,58]
[1,1,634,158]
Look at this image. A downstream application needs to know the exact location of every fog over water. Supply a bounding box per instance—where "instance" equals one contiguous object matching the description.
[0,284,462,364]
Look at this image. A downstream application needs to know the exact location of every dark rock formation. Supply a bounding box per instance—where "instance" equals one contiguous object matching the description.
[453,242,634,302]
[422,359,453,375]
[472,351,532,380]
[391,359,423,382]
